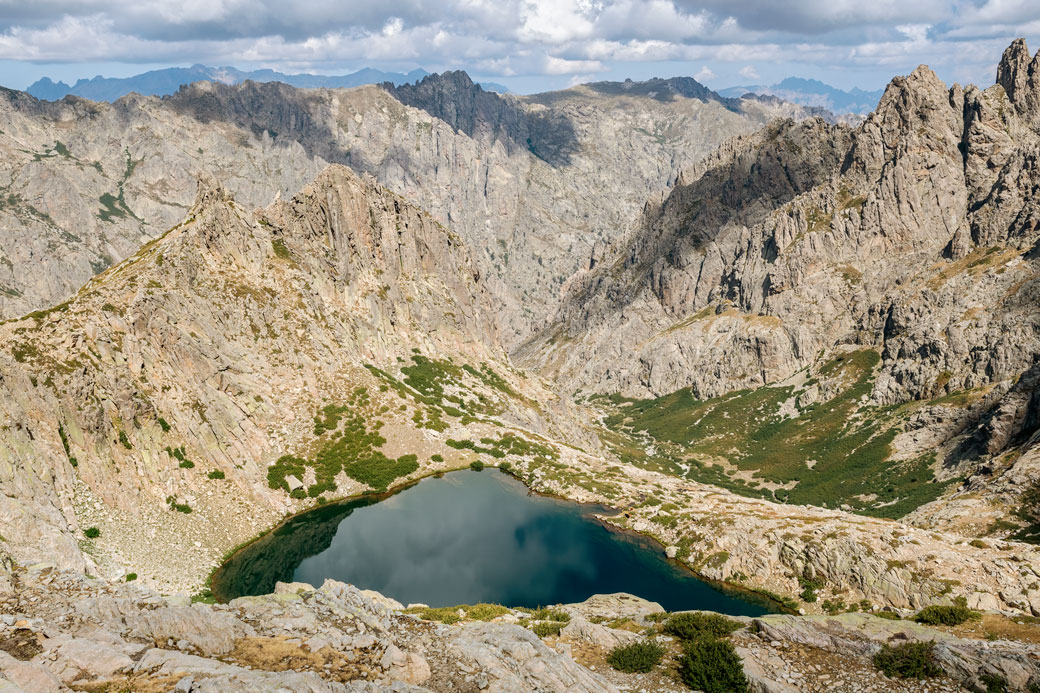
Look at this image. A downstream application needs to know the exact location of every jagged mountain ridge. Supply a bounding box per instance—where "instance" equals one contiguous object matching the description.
[24,65,436,102]
[0,69,827,347]
[519,41,1040,532]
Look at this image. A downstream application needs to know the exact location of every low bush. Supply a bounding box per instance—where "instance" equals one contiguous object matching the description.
[83,527,100,539]
[208,470,225,479]
[913,604,980,626]
[118,430,132,449]
[125,573,137,582]
[531,621,564,637]
[470,460,484,471]
[607,640,665,673]
[798,570,824,602]
[981,673,1008,692]
[431,454,444,462]
[179,460,194,469]
[664,612,742,641]
[872,642,942,679]
[467,604,509,621]
[408,606,462,624]
[157,418,171,433]
[530,608,571,622]
[677,638,748,692]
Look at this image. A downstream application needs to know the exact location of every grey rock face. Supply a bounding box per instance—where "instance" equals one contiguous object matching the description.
[519,41,1040,521]
[0,73,826,346]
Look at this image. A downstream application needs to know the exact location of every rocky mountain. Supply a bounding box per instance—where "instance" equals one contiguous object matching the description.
[519,40,1040,534]
[24,65,433,102]
[720,77,885,115]
[0,162,602,593]
[0,70,826,346]
[4,37,1040,693]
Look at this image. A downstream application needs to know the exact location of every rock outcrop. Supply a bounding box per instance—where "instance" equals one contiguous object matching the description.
[518,41,1040,531]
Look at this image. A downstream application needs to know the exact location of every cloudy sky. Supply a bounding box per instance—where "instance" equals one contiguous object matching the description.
[0,0,1038,94]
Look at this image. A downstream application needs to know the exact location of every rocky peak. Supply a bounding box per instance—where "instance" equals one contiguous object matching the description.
[997,38,1040,120]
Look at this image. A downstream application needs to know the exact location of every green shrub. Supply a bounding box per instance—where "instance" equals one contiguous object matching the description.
[83,527,100,539]
[179,460,194,469]
[876,611,902,620]
[822,598,848,614]
[913,605,980,626]
[872,642,942,679]
[499,461,512,472]
[531,608,571,622]
[290,488,306,499]
[981,673,1008,693]
[157,418,171,433]
[118,430,132,449]
[677,638,748,693]
[470,460,484,471]
[799,570,824,602]
[125,573,137,582]
[467,604,509,621]
[406,606,462,624]
[607,640,665,673]
[271,238,292,260]
[208,470,225,479]
[664,612,742,641]
[431,454,444,462]
[532,621,564,637]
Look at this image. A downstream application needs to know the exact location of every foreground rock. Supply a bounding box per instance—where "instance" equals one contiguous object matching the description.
[5,556,1039,693]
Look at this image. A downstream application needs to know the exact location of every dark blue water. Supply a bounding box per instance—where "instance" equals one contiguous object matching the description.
[212,470,769,615]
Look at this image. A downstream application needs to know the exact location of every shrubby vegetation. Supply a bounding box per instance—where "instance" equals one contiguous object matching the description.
[599,350,955,517]
[872,642,943,679]
[677,638,748,692]
[913,604,980,626]
[607,640,665,673]
[531,621,564,637]
[83,527,100,539]
[268,387,418,496]
[663,612,742,640]
[404,603,509,624]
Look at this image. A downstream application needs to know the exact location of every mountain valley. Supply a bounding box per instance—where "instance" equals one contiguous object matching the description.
[0,35,1038,693]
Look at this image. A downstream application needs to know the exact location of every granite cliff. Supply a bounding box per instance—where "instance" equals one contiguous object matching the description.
[518,40,1040,538]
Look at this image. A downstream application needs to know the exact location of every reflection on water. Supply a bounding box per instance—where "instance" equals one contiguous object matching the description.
[213,471,770,615]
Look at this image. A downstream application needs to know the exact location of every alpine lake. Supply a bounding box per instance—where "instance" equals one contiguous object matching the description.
[212,469,772,615]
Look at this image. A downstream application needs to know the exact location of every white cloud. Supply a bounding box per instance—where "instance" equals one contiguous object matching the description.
[694,65,715,81]
[0,0,1036,89]
[543,55,606,74]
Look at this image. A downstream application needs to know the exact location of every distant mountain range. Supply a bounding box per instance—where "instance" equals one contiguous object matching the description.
[26,64,509,102]
[718,77,884,115]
